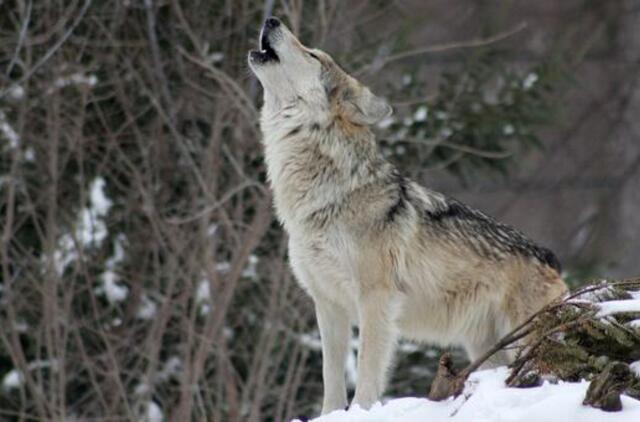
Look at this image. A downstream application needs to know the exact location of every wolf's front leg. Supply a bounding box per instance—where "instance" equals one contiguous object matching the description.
[315,298,350,414]
[352,290,398,409]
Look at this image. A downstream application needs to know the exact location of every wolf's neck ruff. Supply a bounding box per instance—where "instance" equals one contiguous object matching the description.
[260,102,393,230]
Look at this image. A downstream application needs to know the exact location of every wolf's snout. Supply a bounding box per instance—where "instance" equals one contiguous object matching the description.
[260,17,282,52]
[264,17,281,31]
[249,17,283,66]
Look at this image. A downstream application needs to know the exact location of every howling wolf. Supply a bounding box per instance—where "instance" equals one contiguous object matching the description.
[248,17,567,414]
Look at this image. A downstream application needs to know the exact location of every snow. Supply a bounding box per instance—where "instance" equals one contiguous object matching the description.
[24,147,35,161]
[207,52,224,64]
[80,177,113,246]
[95,235,129,303]
[207,223,219,237]
[79,207,107,246]
[242,254,260,280]
[2,360,58,391]
[136,294,157,319]
[53,233,77,276]
[2,369,24,390]
[201,41,224,64]
[502,124,515,136]
[196,279,212,302]
[89,177,113,216]
[45,178,113,276]
[299,332,322,350]
[377,116,395,129]
[439,127,453,139]
[157,356,182,381]
[143,401,163,422]
[134,382,150,395]
[7,85,25,100]
[54,177,114,275]
[413,106,428,122]
[216,261,231,273]
[567,281,640,307]
[0,109,20,149]
[596,299,640,317]
[53,73,98,89]
[303,367,640,422]
[12,320,29,333]
[522,73,538,90]
[100,270,128,303]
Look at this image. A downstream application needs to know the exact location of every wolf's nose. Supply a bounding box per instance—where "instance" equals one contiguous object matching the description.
[264,17,281,30]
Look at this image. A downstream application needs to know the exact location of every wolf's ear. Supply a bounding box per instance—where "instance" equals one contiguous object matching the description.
[344,87,393,126]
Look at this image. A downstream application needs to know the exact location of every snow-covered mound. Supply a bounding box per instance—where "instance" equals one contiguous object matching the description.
[302,367,640,422]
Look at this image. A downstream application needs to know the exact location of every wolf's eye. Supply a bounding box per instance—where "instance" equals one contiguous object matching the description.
[308,52,320,61]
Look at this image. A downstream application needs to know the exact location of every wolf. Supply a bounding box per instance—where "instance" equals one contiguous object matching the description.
[248,17,568,414]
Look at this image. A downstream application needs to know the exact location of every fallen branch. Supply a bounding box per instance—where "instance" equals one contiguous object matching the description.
[428,278,640,409]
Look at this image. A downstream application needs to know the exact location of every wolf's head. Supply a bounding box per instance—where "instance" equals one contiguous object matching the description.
[248,18,392,126]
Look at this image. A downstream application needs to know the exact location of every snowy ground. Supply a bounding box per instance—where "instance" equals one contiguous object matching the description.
[300,367,640,422]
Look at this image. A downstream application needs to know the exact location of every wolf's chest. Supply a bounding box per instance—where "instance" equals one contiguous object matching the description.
[288,230,360,307]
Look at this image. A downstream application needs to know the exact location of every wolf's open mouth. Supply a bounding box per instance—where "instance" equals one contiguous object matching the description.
[259,33,278,61]
[250,18,280,64]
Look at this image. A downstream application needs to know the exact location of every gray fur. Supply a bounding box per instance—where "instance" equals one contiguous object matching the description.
[248,18,567,414]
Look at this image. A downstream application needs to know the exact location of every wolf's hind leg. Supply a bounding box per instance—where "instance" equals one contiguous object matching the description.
[463,317,515,369]
[465,341,512,369]
[315,298,350,414]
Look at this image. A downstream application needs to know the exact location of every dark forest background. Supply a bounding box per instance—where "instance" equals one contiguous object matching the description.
[1,1,639,420]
